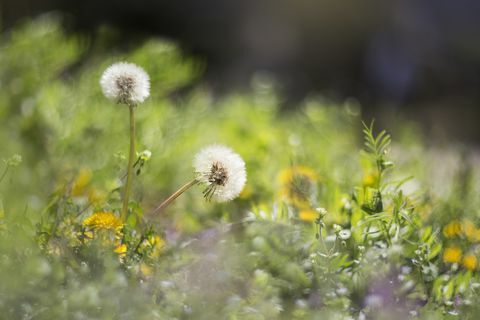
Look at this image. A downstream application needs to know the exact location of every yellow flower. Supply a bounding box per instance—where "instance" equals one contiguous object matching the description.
[149,235,166,258]
[83,212,123,231]
[443,220,462,238]
[463,254,478,271]
[362,170,378,188]
[299,209,317,222]
[462,219,476,241]
[72,168,92,196]
[114,243,127,257]
[443,246,462,264]
[279,166,317,208]
[474,229,480,242]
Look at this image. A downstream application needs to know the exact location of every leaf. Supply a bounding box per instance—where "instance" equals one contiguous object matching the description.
[428,243,442,261]
[127,213,137,227]
[442,280,455,301]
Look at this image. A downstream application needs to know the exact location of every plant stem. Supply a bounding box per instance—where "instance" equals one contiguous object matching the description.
[121,104,136,221]
[318,225,329,255]
[0,166,9,184]
[151,179,198,215]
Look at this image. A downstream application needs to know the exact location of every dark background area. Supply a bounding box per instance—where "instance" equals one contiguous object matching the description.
[2,0,480,142]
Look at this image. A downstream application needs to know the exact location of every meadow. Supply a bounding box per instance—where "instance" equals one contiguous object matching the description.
[1,16,480,319]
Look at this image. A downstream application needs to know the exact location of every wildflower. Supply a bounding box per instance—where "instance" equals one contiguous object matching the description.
[279,166,317,208]
[139,150,152,162]
[299,209,317,222]
[316,207,327,218]
[83,212,123,231]
[463,254,478,271]
[114,243,127,257]
[474,229,480,242]
[443,220,462,238]
[462,219,476,241]
[100,62,150,221]
[152,145,246,213]
[194,144,247,202]
[100,62,150,106]
[338,229,352,240]
[443,246,462,264]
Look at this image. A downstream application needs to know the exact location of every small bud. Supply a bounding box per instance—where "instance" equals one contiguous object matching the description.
[140,150,152,161]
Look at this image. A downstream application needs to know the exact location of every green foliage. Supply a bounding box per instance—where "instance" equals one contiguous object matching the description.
[1,16,480,319]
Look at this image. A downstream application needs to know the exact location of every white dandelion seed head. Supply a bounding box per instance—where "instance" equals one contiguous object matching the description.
[193,144,247,202]
[100,62,150,105]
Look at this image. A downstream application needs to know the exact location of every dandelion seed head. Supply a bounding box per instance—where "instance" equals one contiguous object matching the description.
[100,62,150,105]
[193,144,246,202]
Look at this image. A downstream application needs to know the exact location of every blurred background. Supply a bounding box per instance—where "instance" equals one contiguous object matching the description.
[2,0,480,142]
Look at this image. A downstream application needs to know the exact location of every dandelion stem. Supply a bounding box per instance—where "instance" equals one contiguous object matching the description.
[151,179,199,215]
[121,104,136,221]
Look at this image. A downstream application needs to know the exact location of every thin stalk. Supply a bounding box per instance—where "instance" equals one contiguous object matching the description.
[318,225,329,255]
[0,166,8,184]
[151,179,198,215]
[121,104,136,221]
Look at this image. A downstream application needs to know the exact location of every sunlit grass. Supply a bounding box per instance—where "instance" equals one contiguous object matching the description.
[0,16,480,319]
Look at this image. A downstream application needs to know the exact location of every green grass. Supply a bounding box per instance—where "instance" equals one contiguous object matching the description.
[1,15,480,319]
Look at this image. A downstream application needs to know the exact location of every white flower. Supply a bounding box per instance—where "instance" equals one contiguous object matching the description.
[193,144,247,202]
[100,62,150,105]
[338,229,351,240]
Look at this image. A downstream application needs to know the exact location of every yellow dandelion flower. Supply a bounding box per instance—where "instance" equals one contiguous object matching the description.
[83,212,123,231]
[462,219,476,241]
[72,168,92,196]
[443,220,462,238]
[114,243,127,257]
[463,254,478,271]
[474,229,480,242]
[443,246,462,264]
[299,209,317,222]
[279,166,317,208]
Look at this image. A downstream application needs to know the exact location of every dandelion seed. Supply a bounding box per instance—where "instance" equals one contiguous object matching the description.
[100,62,150,106]
[194,144,246,202]
[152,145,246,213]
